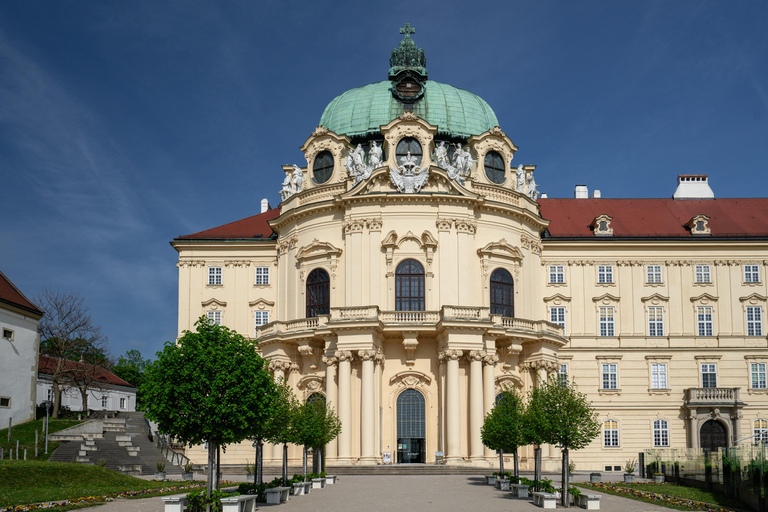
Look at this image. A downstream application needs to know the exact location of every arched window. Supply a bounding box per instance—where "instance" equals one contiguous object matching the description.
[307,392,325,405]
[396,259,425,311]
[396,137,422,166]
[495,393,504,406]
[484,151,505,184]
[313,151,334,184]
[603,419,619,447]
[490,268,514,317]
[653,419,669,447]
[306,269,330,318]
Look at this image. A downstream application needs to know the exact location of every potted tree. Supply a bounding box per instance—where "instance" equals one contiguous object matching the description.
[589,471,601,483]
[245,460,255,483]
[182,461,194,481]
[154,459,167,480]
[568,460,576,482]
[623,458,636,483]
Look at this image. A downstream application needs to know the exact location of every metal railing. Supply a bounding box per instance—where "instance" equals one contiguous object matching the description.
[155,432,190,468]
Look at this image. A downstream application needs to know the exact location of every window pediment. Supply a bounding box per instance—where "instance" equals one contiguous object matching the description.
[390,370,432,389]
[690,293,719,304]
[592,293,620,304]
[249,298,275,309]
[740,293,768,304]
[543,294,571,305]
[641,293,670,305]
[201,298,227,308]
[495,373,524,390]
[477,239,524,262]
[297,239,342,262]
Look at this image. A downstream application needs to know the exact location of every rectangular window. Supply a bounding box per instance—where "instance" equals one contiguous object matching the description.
[598,265,614,284]
[695,265,711,284]
[701,363,717,388]
[47,388,53,402]
[550,306,566,334]
[254,311,270,335]
[255,267,270,285]
[549,265,564,284]
[754,419,768,444]
[648,307,664,337]
[0,397,10,408]
[206,310,222,325]
[602,363,618,389]
[559,364,569,387]
[2,328,13,341]
[603,419,619,447]
[745,265,761,283]
[599,307,615,337]
[751,363,767,389]
[646,265,662,284]
[208,266,222,285]
[101,396,108,408]
[119,398,127,409]
[651,363,668,389]
[697,306,713,336]
[653,419,670,447]
[747,307,763,337]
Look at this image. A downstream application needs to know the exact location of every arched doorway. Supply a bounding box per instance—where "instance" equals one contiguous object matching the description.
[396,389,425,463]
[700,420,728,452]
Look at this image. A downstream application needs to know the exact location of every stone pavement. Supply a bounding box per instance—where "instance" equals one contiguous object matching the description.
[87,475,672,512]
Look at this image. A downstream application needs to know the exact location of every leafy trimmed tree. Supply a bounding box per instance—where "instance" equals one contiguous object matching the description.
[524,383,550,485]
[293,395,341,477]
[264,381,301,485]
[538,375,601,507]
[480,387,526,477]
[142,318,277,507]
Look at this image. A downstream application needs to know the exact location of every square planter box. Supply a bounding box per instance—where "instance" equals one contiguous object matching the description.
[653,474,665,483]
[623,474,635,483]
[182,472,193,481]
[154,472,166,480]
[589,473,601,483]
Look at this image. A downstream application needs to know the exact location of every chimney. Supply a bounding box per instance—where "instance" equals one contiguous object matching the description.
[591,190,601,199]
[574,185,589,199]
[673,175,714,200]
[260,198,270,213]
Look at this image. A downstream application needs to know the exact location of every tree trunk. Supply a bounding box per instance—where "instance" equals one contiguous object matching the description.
[206,440,216,512]
[282,443,288,485]
[513,448,519,478]
[79,386,89,416]
[216,444,221,491]
[303,446,308,480]
[561,447,570,507]
[534,446,542,486]
[499,450,505,476]
[256,440,263,486]
[52,381,62,419]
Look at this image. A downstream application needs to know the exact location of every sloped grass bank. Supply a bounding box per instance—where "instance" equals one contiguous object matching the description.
[0,460,200,508]
[0,419,83,461]
[578,482,742,511]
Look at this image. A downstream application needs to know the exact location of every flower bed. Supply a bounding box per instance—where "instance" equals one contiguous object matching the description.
[580,482,739,512]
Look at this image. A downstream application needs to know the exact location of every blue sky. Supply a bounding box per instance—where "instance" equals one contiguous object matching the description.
[1,1,766,360]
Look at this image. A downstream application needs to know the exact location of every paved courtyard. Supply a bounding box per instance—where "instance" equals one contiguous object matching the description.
[88,475,672,512]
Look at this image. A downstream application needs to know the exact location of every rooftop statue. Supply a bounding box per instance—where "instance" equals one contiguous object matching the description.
[516,164,525,193]
[390,151,429,193]
[434,142,475,186]
[346,142,384,185]
[526,172,539,200]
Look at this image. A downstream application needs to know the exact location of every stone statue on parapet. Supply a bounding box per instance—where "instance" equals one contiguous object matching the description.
[516,164,525,193]
[292,165,304,192]
[280,171,293,201]
[526,172,539,200]
[434,142,474,186]
[346,142,383,185]
[369,141,383,170]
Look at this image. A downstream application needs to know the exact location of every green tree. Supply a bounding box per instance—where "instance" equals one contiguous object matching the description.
[480,388,526,477]
[538,376,601,507]
[524,383,550,485]
[142,317,277,507]
[293,396,341,477]
[264,382,300,485]
[112,349,152,409]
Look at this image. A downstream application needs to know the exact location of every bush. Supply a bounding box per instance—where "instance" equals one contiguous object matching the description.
[624,458,637,474]
[520,477,554,493]
[187,489,237,512]
[570,486,581,499]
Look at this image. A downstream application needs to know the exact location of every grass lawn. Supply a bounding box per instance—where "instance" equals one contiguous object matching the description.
[578,482,743,511]
[0,460,203,507]
[0,419,83,461]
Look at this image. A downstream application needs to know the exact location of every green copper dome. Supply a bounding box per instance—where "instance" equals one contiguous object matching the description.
[319,80,499,140]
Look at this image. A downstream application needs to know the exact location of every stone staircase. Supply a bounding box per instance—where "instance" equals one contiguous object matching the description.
[49,412,184,477]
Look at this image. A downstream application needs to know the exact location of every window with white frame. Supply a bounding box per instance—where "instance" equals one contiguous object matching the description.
[120,398,126,409]
[651,363,668,389]
[597,265,614,284]
[549,265,565,284]
[745,265,761,283]
[695,265,711,284]
[599,307,615,337]
[648,307,664,337]
[550,306,566,334]
[697,306,713,336]
[559,364,569,387]
[754,419,768,444]
[101,396,108,408]
[255,267,270,285]
[602,363,618,389]
[47,388,53,402]
[751,363,767,389]
[208,267,222,285]
[747,307,763,337]
[603,419,619,447]
[646,265,663,284]
[207,310,222,325]
[653,419,670,447]
[254,311,270,334]
[701,363,717,388]
[2,328,13,341]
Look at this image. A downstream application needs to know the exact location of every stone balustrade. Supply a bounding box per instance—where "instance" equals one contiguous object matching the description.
[685,387,741,405]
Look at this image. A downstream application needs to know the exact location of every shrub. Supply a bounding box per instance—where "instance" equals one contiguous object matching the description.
[624,458,637,474]
[570,486,581,499]
[187,489,237,512]
[156,459,166,472]
[184,462,194,473]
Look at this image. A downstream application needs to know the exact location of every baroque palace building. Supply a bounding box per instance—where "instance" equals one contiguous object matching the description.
[172,26,768,471]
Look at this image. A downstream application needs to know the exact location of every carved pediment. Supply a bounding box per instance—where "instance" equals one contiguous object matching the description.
[543,293,571,304]
[297,239,343,261]
[641,293,670,304]
[495,373,524,390]
[592,293,621,303]
[201,298,227,308]
[690,293,719,303]
[477,239,524,261]
[249,298,275,308]
[297,375,325,394]
[739,293,768,304]
[381,230,438,251]
[390,370,432,389]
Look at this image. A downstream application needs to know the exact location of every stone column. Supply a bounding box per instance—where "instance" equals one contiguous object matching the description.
[483,354,499,458]
[336,351,353,461]
[270,360,289,461]
[731,410,742,446]
[442,349,463,463]
[359,349,377,463]
[468,350,486,462]
[323,355,338,460]
[687,410,698,449]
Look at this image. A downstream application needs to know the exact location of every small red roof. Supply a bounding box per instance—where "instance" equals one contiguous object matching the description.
[0,270,43,316]
[175,208,280,240]
[539,198,768,238]
[38,355,136,388]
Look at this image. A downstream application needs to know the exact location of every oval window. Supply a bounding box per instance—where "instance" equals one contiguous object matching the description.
[396,137,422,166]
[313,151,334,184]
[484,151,505,184]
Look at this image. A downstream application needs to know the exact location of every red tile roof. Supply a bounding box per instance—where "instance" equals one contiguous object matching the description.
[175,208,280,240]
[539,198,768,238]
[0,270,43,316]
[38,355,135,388]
